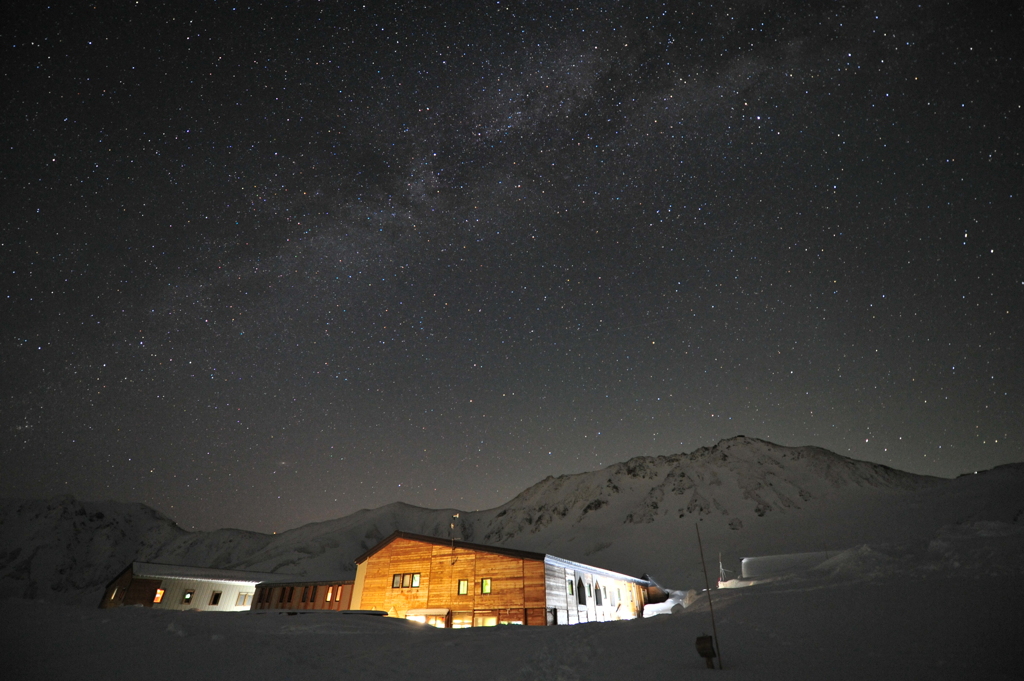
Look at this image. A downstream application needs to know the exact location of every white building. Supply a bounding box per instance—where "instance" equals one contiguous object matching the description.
[100,562,288,612]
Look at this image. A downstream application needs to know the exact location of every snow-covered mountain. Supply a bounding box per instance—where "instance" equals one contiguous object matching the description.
[3,436,1022,603]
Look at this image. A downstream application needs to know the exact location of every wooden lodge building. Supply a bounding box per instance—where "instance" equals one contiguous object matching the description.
[251,578,355,611]
[100,562,286,612]
[349,531,653,627]
[100,534,657,628]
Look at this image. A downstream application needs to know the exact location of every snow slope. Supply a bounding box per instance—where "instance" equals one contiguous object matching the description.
[4,535,1023,680]
[3,437,1023,602]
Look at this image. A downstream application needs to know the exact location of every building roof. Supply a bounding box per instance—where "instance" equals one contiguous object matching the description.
[352,531,650,585]
[254,578,355,588]
[131,562,292,585]
[543,555,651,586]
[352,531,547,564]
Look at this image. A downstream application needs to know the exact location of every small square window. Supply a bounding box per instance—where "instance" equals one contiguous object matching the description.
[458,579,468,595]
[402,573,412,588]
[481,578,492,595]
[411,573,421,588]
[236,592,252,607]
[152,588,165,604]
[182,590,195,604]
[210,591,222,606]
[392,574,402,588]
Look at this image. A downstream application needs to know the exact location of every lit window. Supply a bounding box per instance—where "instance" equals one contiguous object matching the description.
[236,593,252,607]
[451,612,473,629]
[473,613,498,627]
[458,579,468,595]
[402,573,412,588]
[182,590,195,605]
[153,589,165,604]
[326,586,333,602]
[210,591,222,606]
[481,578,492,594]
[411,573,420,588]
[392,574,402,588]
[110,588,118,600]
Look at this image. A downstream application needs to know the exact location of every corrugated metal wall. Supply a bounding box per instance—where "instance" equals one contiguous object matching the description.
[148,577,255,612]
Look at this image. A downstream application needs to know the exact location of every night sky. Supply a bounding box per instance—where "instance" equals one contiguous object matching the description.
[2,1,1021,533]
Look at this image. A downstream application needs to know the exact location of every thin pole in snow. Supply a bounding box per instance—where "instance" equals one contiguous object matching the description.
[696,523,723,670]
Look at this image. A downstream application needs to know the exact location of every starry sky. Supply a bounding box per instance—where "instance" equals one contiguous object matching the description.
[2,1,1021,532]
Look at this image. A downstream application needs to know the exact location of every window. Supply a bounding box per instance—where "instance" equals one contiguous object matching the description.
[451,612,473,629]
[278,588,287,603]
[567,580,573,596]
[236,592,252,607]
[153,589,165,604]
[209,591,222,606]
[301,586,310,603]
[481,578,492,594]
[473,613,498,627]
[309,586,317,602]
[287,587,295,602]
[594,582,603,606]
[577,579,586,605]
[395,573,421,588]
[110,588,118,601]
[326,586,333,602]
[182,590,195,605]
[587,584,592,598]
[458,579,469,595]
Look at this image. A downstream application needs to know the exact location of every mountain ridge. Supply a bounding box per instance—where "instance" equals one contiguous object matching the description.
[2,436,1019,603]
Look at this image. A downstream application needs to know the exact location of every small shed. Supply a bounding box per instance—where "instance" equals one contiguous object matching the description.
[100,562,288,611]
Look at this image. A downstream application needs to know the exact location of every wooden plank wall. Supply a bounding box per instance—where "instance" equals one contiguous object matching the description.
[357,537,548,626]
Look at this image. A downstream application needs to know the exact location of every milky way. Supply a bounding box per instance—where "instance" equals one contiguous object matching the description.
[2,1,1020,531]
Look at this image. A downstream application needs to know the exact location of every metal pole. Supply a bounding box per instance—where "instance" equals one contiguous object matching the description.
[696,523,723,670]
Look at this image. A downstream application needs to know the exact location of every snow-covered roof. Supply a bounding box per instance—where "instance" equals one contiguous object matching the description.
[353,531,548,564]
[131,562,291,585]
[353,531,650,585]
[543,555,651,585]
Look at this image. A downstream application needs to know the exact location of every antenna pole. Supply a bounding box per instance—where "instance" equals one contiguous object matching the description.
[696,523,723,670]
